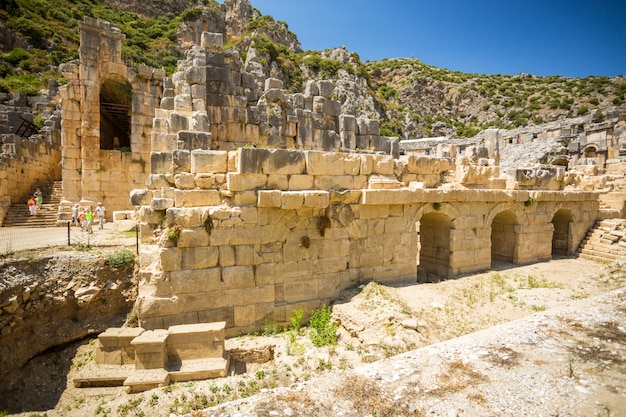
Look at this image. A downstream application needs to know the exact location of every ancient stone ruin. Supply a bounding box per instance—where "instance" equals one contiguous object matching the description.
[57,17,163,219]
[50,17,626,340]
[2,8,626,392]
[74,322,228,393]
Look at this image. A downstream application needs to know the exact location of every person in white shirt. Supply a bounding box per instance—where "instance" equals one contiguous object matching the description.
[95,202,106,230]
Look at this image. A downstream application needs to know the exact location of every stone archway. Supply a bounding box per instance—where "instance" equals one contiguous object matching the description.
[491,210,519,264]
[551,208,574,256]
[417,211,454,281]
[582,144,598,159]
[100,78,132,151]
[549,155,569,169]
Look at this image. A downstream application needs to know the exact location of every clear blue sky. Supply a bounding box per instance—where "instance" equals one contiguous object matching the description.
[242,0,625,78]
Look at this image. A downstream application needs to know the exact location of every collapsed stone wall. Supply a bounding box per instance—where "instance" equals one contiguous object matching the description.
[158,32,397,155]
[132,148,599,336]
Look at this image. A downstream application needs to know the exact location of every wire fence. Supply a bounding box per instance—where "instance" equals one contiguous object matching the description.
[0,223,139,256]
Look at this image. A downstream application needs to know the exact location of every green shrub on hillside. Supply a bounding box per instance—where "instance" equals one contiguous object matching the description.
[4,47,30,65]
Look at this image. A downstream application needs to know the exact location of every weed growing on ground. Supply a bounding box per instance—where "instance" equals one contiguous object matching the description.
[308,304,338,347]
[572,291,589,300]
[287,331,305,355]
[318,358,333,371]
[262,314,281,335]
[95,399,111,416]
[519,274,562,289]
[70,348,93,370]
[567,355,575,378]
[169,392,211,415]
[116,396,144,417]
[289,307,304,332]
[105,248,135,268]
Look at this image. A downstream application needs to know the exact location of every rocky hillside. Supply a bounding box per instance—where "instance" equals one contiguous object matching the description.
[1,0,625,140]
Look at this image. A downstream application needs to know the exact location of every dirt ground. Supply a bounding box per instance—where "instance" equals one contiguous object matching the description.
[4,256,626,417]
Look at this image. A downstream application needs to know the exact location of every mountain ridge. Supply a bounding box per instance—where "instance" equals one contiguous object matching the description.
[0,0,624,140]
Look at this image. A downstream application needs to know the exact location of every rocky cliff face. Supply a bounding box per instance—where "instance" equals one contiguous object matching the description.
[0,252,137,386]
[191,1,625,141]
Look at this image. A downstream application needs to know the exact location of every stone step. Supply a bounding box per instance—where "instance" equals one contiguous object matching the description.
[73,365,134,388]
[123,369,170,394]
[579,248,622,259]
[2,179,62,227]
[580,246,626,256]
[167,357,230,382]
[579,252,622,263]
[576,218,626,264]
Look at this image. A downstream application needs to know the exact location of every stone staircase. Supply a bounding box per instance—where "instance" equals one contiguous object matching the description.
[577,219,626,263]
[73,322,229,393]
[2,180,62,227]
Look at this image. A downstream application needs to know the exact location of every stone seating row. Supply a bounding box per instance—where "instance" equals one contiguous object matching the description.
[73,322,229,393]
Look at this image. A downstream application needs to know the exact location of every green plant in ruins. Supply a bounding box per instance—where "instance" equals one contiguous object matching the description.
[308,304,338,347]
[289,307,304,333]
[106,249,135,268]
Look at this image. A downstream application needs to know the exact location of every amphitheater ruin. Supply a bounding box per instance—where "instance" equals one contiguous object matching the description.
[2,15,626,390]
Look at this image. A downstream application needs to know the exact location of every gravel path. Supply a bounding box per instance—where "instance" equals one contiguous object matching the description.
[0,224,137,255]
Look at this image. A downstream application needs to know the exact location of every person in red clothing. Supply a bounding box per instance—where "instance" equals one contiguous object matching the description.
[27,196,37,215]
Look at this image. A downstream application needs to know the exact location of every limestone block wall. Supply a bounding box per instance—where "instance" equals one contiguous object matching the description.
[0,134,62,225]
[59,17,164,219]
[133,148,600,336]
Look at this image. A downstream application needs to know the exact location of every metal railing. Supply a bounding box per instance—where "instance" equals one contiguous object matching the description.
[0,223,139,256]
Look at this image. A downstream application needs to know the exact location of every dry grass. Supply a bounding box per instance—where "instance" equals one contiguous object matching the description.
[483,346,521,369]
[334,374,425,417]
[432,359,489,396]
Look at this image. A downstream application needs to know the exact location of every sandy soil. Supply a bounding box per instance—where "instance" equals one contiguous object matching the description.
[4,257,626,417]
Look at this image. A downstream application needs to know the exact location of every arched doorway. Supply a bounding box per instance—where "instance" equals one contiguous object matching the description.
[582,145,598,159]
[551,209,573,257]
[418,212,454,281]
[549,156,569,169]
[491,210,518,265]
[100,79,132,151]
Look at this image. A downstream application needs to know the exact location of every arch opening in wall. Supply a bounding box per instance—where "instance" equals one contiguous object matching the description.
[490,210,518,265]
[551,209,574,257]
[582,144,598,159]
[549,156,569,169]
[100,79,132,151]
[417,212,454,282]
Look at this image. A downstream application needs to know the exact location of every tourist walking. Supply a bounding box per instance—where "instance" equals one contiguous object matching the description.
[27,196,37,215]
[78,207,86,232]
[33,188,43,209]
[84,207,94,234]
[71,203,80,227]
[95,202,106,230]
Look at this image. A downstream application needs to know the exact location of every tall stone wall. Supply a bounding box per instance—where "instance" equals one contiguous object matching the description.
[132,148,599,336]
[58,17,164,219]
